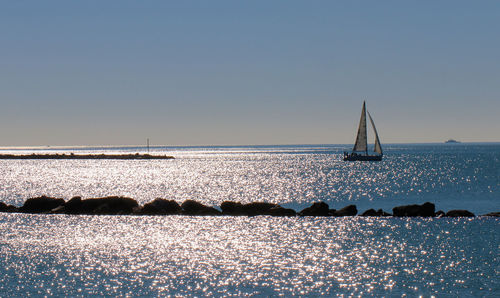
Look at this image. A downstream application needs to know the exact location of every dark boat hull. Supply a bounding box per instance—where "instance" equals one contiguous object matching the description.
[343,153,383,161]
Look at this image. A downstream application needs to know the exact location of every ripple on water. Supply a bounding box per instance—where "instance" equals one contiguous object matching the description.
[1,144,499,214]
[0,214,498,296]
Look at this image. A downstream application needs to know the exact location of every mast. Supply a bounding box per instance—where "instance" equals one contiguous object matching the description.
[353,101,368,154]
[368,111,383,155]
[147,138,150,153]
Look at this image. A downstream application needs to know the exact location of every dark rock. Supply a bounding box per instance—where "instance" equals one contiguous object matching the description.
[242,202,279,216]
[333,205,357,216]
[268,206,296,217]
[64,196,138,215]
[0,202,17,213]
[392,202,435,217]
[221,201,284,216]
[63,196,83,214]
[361,209,391,217]
[377,209,392,216]
[181,200,221,216]
[328,209,337,216]
[20,196,65,213]
[361,209,378,216]
[299,202,330,216]
[435,210,445,217]
[483,212,500,217]
[446,210,475,217]
[140,198,182,215]
[220,201,245,215]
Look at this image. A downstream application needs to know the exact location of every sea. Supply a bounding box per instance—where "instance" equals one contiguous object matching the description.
[0,143,498,296]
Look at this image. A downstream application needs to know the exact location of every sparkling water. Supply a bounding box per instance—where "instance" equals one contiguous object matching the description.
[0,144,499,296]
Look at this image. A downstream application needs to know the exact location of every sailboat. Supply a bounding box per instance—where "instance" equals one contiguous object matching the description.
[344,101,383,161]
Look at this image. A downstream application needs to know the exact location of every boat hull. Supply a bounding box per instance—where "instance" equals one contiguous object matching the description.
[343,153,383,161]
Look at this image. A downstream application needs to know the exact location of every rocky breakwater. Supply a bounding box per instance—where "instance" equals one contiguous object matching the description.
[0,153,174,160]
[0,197,497,217]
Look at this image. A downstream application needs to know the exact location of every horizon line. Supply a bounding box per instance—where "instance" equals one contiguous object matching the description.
[1,141,499,150]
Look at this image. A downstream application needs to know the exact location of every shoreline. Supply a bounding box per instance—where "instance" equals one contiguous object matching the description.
[1,196,498,218]
[0,153,174,160]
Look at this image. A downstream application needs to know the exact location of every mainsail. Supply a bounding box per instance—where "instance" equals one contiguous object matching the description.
[368,111,383,155]
[353,101,367,152]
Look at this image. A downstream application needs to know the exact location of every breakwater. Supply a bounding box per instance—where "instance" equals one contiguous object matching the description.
[1,196,498,217]
[0,153,174,160]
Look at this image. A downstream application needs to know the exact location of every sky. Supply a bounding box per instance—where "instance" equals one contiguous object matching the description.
[1,1,499,146]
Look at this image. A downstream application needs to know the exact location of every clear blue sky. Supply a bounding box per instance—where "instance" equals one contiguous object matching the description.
[1,1,499,146]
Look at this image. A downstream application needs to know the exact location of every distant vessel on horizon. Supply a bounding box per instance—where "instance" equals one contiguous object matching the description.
[344,101,383,161]
[445,139,461,144]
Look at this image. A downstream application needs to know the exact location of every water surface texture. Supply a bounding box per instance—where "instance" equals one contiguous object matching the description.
[0,214,498,296]
[0,143,498,213]
[0,144,499,296]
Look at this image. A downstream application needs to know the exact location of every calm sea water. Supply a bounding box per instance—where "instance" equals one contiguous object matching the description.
[0,144,499,296]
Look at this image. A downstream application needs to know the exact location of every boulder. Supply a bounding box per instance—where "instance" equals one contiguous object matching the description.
[360,208,391,216]
[242,202,279,216]
[377,209,392,216]
[220,201,245,215]
[181,200,221,216]
[299,202,330,216]
[140,198,182,215]
[63,196,83,214]
[20,196,65,213]
[64,196,138,215]
[392,202,435,217]
[221,201,287,216]
[268,206,296,217]
[332,205,357,216]
[483,212,500,217]
[361,208,378,216]
[446,210,475,217]
[0,201,8,212]
[0,202,17,213]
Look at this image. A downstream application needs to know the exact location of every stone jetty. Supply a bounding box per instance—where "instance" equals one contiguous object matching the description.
[0,196,497,217]
[0,153,174,160]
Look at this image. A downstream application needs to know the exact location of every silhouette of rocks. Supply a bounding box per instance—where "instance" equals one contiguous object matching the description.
[268,206,296,217]
[0,202,17,212]
[0,153,174,160]
[140,198,182,215]
[0,197,493,218]
[63,196,138,215]
[20,196,65,213]
[392,202,435,217]
[332,205,358,216]
[63,196,83,214]
[181,200,221,216]
[299,202,330,216]
[221,201,281,216]
[242,202,279,216]
[361,209,391,216]
[361,209,377,216]
[220,201,245,215]
[446,210,475,217]
[483,212,500,217]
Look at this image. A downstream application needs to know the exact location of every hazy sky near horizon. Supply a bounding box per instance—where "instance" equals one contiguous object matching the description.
[1,1,499,146]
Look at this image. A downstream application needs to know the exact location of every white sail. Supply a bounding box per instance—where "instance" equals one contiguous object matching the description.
[353,101,367,152]
[368,111,383,155]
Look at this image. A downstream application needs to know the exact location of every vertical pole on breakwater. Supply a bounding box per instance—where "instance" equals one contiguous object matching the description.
[147,138,150,153]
